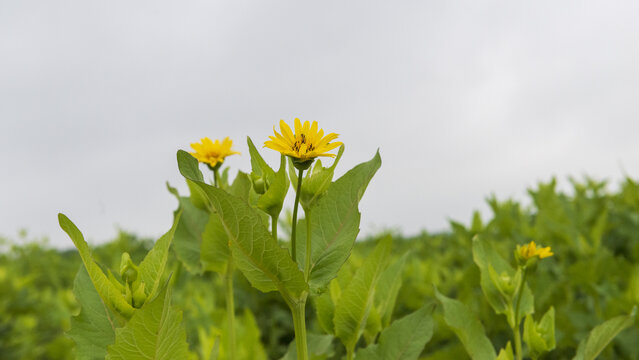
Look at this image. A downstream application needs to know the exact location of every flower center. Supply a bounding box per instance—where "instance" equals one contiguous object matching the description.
[292,134,315,153]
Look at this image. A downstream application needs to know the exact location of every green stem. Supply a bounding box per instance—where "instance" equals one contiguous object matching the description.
[213,168,220,187]
[304,209,312,281]
[271,214,278,242]
[346,347,354,360]
[225,260,236,360]
[291,168,304,262]
[291,299,309,360]
[514,267,528,360]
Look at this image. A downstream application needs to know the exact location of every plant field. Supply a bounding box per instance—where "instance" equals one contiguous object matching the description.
[2,175,638,359]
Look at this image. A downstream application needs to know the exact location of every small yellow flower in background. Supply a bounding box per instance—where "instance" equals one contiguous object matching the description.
[264,118,343,161]
[190,137,240,168]
[518,241,553,260]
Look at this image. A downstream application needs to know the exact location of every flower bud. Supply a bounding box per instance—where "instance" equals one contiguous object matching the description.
[119,252,139,284]
[251,174,267,194]
[132,282,147,308]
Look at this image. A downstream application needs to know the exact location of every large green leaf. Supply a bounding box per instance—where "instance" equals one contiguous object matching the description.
[573,307,637,360]
[200,172,252,274]
[138,211,181,299]
[68,268,117,360]
[106,285,189,360]
[355,304,435,360]
[59,213,134,318]
[298,151,382,294]
[167,183,208,274]
[435,289,497,360]
[375,252,409,327]
[177,150,308,302]
[334,236,392,352]
[200,212,230,274]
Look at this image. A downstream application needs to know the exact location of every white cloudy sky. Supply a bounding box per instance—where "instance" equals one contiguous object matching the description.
[1,1,638,248]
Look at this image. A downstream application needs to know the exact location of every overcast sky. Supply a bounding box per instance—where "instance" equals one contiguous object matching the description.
[2,1,638,248]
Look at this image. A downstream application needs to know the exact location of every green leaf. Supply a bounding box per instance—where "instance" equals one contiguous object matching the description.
[68,268,117,360]
[177,150,204,182]
[138,211,181,299]
[355,304,435,360]
[178,150,308,302]
[300,151,382,294]
[247,136,275,178]
[186,178,210,211]
[315,291,336,335]
[257,155,290,218]
[334,236,392,352]
[248,137,289,218]
[200,212,230,274]
[496,342,513,360]
[200,172,251,274]
[228,171,252,202]
[524,307,555,358]
[168,185,208,274]
[376,252,409,327]
[573,306,637,360]
[434,289,497,360]
[106,285,189,360]
[363,306,383,345]
[59,213,135,318]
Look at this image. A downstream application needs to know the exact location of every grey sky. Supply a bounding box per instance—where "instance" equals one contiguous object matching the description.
[2,1,638,247]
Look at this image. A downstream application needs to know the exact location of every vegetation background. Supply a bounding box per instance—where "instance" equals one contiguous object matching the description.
[2,176,638,359]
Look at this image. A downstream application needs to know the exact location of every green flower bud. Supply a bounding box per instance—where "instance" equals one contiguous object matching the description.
[251,173,267,194]
[132,282,147,308]
[291,157,315,171]
[124,283,133,304]
[119,252,139,283]
[289,145,344,211]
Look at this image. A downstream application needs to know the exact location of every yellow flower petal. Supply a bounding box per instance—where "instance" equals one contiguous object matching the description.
[264,118,342,161]
[189,136,240,168]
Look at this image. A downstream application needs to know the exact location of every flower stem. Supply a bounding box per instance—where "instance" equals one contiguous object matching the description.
[225,259,236,360]
[291,168,304,262]
[346,347,355,360]
[271,214,278,242]
[514,267,528,360]
[304,209,312,281]
[290,298,309,360]
[213,168,220,187]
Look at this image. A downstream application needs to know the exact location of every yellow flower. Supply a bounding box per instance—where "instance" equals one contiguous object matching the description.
[264,118,343,161]
[517,241,554,261]
[190,137,240,168]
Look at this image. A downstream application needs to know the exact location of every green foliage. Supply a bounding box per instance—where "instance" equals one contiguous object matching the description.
[523,307,556,358]
[4,173,639,359]
[573,307,637,360]
[355,304,435,360]
[106,285,189,360]
[297,150,382,294]
[68,268,116,360]
[435,288,497,360]
[178,150,308,302]
[333,236,392,353]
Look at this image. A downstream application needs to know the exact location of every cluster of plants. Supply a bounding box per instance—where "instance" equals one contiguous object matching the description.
[2,119,638,359]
